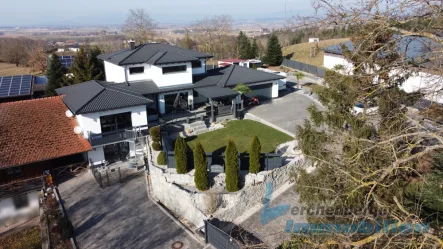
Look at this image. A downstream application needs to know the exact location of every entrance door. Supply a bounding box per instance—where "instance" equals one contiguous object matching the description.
[104,142,130,164]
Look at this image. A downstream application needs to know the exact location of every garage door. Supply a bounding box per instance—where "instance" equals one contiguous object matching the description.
[246,83,273,100]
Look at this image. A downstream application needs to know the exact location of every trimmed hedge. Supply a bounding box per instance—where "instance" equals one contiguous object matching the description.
[225,140,239,192]
[249,136,261,173]
[157,151,167,165]
[152,141,162,151]
[149,126,161,137]
[194,142,209,191]
[174,136,188,174]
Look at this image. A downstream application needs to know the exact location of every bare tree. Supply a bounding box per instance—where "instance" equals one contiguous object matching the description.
[193,15,235,59]
[122,9,157,44]
[287,0,443,248]
[28,43,47,73]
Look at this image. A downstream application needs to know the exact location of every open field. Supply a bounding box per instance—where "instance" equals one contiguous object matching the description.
[0,63,32,76]
[186,120,293,153]
[0,226,41,249]
[282,38,350,67]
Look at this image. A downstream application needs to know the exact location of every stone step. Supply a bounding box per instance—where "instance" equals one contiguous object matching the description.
[193,127,209,135]
[189,121,206,128]
[191,124,207,130]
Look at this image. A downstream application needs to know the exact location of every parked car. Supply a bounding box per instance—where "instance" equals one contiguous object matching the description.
[352,102,378,115]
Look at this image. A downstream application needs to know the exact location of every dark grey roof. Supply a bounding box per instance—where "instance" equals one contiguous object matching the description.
[216,65,285,87]
[56,81,153,114]
[98,43,213,66]
[323,35,439,67]
[195,86,239,99]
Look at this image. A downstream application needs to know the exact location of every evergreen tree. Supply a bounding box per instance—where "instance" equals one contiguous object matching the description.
[264,33,283,66]
[194,142,209,191]
[71,46,105,84]
[236,31,251,59]
[225,140,239,192]
[249,136,261,173]
[181,29,195,49]
[45,53,65,96]
[249,38,259,59]
[174,136,188,174]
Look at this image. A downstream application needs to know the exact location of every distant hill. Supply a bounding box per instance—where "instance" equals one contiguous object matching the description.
[282,38,349,67]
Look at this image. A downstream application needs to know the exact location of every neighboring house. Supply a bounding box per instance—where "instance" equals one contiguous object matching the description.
[56,42,284,166]
[323,36,443,104]
[0,75,47,103]
[0,97,91,226]
[47,54,75,70]
[218,58,262,68]
[309,38,320,43]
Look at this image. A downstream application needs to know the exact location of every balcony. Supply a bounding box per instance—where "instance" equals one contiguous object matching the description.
[88,125,149,148]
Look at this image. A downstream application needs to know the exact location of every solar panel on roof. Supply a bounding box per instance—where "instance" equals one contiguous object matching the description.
[0,74,32,98]
[59,56,75,68]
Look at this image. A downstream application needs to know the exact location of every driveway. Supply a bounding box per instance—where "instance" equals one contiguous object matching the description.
[248,91,323,135]
[58,172,203,249]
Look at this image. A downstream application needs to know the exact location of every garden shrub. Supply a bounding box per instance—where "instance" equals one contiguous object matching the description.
[225,140,239,192]
[152,141,162,151]
[149,126,161,137]
[194,142,209,191]
[174,136,188,174]
[249,136,261,173]
[157,151,167,165]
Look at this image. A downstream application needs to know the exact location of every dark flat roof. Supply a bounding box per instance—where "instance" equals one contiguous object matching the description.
[195,86,239,99]
[98,43,213,66]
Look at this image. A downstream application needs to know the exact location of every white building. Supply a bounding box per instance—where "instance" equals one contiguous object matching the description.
[323,36,443,104]
[57,42,284,166]
[218,59,262,69]
[309,38,320,43]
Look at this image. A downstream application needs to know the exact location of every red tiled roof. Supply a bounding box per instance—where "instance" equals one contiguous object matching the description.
[0,96,92,169]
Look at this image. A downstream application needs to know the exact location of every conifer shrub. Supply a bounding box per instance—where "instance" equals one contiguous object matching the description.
[249,136,261,173]
[174,136,188,174]
[194,142,209,191]
[157,151,167,165]
[225,140,240,192]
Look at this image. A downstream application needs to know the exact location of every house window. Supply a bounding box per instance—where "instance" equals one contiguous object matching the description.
[129,67,144,74]
[191,61,202,68]
[12,194,29,209]
[162,65,187,74]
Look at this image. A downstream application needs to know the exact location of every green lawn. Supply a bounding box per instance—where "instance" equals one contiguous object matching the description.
[186,120,293,153]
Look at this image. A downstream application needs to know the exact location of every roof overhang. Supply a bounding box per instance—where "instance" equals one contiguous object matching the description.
[195,86,239,99]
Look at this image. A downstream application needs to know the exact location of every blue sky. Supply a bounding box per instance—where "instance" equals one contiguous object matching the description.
[0,0,312,26]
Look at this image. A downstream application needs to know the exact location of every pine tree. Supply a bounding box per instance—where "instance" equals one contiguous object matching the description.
[174,136,188,174]
[249,136,261,173]
[236,31,251,59]
[89,46,105,81]
[264,33,283,66]
[194,142,209,191]
[45,53,65,96]
[249,38,259,59]
[225,140,239,192]
[71,46,105,84]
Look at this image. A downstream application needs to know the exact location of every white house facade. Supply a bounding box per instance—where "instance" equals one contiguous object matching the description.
[57,42,285,166]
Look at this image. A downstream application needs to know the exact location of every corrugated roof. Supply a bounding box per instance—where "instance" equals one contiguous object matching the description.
[98,43,212,66]
[0,96,91,169]
[56,81,153,114]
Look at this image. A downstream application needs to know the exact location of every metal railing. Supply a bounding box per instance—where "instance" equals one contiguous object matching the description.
[0,176,45,199]
[88,125,149,147]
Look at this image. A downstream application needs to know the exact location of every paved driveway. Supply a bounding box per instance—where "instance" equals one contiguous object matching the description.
[58,172,203,249]
[248,91,323,135]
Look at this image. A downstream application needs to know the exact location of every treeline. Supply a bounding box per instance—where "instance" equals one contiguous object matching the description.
[0,38,51,72]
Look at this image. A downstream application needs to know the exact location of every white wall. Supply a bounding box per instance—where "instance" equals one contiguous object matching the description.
[192,59,206,75]
[104,61,126,83]
[152,63,193,87]
[87,147,105,166]
[0,192,39,226]
[272,81,279,98]
[323,53,354,74]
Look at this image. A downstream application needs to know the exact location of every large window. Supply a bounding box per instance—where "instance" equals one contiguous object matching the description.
[100,112,132,133]
[164,92,189,114]
[129,66,144,74]
[191,61,202,68]
[162,65,187,74]
[13,194,29,209]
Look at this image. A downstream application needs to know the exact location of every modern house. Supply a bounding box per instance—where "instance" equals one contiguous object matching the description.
[56,42,285,167]
[323,36,443,104]
[0,97,91,226]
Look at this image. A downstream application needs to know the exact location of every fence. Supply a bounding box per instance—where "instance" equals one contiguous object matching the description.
[205,220,241,249]
[0,176,46,199]
[282,58,326,78]
[91,166,144,189]
[166,151,283,173]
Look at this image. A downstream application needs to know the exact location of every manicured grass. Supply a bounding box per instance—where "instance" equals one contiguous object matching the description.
[186,120,293,153]
[282,38,350,67]
[0,226,42,249]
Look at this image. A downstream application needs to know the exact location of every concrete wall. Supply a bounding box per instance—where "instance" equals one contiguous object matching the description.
[104,61,126,83]
[0,192,39,226]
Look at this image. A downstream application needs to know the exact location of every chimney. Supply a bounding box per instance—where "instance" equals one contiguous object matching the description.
[129,39,135,50]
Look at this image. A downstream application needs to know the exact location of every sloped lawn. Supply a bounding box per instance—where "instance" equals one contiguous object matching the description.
[186,120,292,153]
[0,226,41,249]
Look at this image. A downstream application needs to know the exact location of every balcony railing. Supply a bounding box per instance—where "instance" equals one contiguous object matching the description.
[0,176,45,199]
[89,125,149,147]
